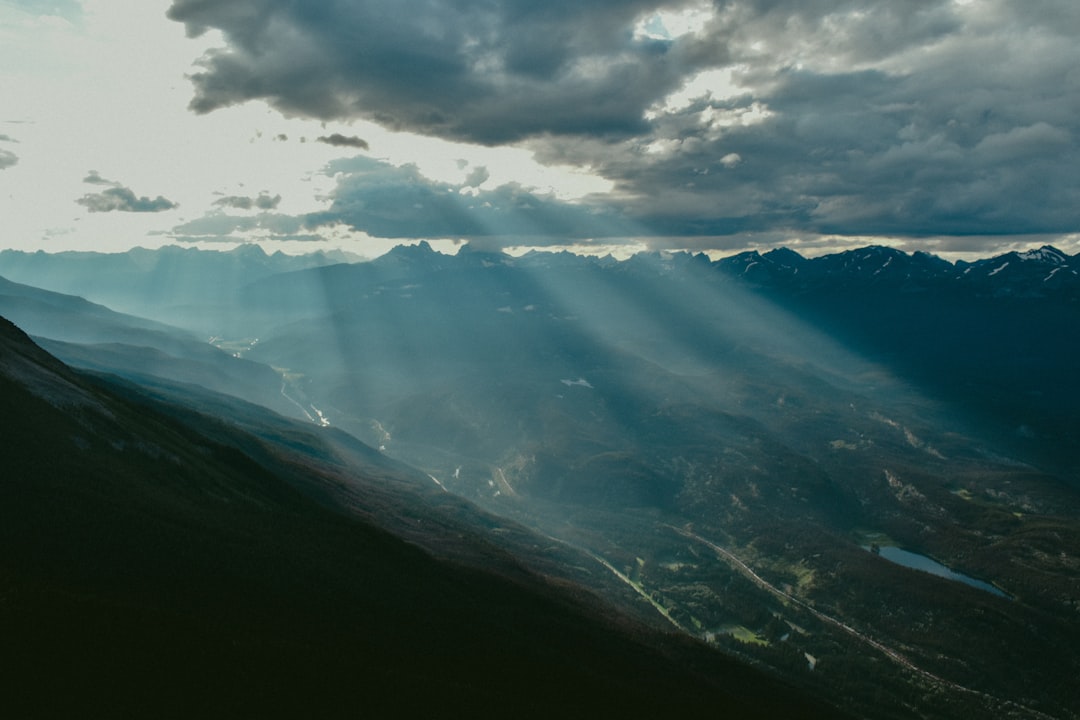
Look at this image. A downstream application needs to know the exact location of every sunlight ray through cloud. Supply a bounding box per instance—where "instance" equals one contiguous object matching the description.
[2,6,1080,718]
[1,0,1079,257]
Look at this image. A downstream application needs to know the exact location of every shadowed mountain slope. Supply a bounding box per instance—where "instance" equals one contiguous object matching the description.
[0,274,302,419]
[0,316,839,719]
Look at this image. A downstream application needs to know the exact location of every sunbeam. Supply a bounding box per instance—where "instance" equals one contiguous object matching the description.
[5,2,1080,716]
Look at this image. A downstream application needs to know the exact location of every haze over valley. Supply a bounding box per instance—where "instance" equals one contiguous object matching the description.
[3,242,1079,718]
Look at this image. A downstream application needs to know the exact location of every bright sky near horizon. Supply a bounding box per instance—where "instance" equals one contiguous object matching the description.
[2,0,1079,259]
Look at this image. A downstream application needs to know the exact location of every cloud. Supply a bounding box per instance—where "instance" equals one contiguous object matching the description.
[167,0,694,144]
[719,153,742,169]
[0,134,16,169]
[528,9,1080,245]
[170,210,325,244]
[316,134,369,150]
[463,165,490,188]
[77,185,178,213]
[305,156,637,243]
[171,232,325,244]
[77,171,178,213]
[82,170,114,185]
[167,0,1080,250]
[213,192,282,210]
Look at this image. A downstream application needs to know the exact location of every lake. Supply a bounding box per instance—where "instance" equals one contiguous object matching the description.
[867,545,1010,599]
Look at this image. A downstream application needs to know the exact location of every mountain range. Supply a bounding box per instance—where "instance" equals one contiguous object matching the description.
[2,242,1078,719]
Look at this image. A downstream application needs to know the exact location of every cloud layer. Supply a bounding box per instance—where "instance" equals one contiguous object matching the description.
[214,192,282,210]
[167,0,1080,249]
[167,0,690,144]
[307,156,636,241]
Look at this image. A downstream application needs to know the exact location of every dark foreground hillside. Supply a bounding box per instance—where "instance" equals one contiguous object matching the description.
[0,316,837,719]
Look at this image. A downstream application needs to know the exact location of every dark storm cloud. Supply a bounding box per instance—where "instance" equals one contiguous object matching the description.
[167,0,696,144]
[213,192,282,210]
[316,134,369,150]
[77,185,178,213]
[527,1,1080,248]
[169,0,1080,250]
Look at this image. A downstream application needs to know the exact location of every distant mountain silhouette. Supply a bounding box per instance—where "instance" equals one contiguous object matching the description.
[716,243,1078,298]
[0,244,357,329]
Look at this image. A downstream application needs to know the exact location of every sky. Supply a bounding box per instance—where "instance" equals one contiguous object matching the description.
[2,0,1079,260]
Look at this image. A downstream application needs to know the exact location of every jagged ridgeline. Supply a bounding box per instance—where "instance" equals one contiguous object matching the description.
[2,243,1079,720]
